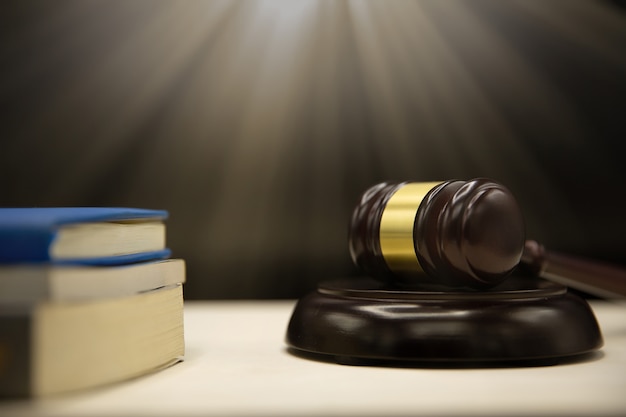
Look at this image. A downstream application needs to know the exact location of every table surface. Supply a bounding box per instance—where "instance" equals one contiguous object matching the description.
[1,299,625,417]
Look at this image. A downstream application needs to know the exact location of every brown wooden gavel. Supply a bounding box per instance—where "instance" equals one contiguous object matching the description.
[349,178,626,298]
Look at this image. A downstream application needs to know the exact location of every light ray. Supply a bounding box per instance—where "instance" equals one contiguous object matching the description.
[1,0,624,297]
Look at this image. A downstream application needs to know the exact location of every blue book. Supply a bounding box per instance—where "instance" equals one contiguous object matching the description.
[0,208,171,265]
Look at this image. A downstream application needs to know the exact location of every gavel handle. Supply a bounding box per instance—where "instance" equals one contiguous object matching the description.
[522,240,626,298]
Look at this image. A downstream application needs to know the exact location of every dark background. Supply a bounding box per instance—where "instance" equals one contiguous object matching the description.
[1,0,625,299]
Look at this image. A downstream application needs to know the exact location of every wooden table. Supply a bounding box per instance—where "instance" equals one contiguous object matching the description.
[2,300,625,416]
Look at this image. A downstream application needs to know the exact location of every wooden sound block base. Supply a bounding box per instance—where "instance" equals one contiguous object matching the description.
[286,276,603,365]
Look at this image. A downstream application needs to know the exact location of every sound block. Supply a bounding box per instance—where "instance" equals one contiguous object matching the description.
[286,275,603,365]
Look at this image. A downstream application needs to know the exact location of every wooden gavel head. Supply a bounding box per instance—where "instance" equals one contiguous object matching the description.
[349,178,526,289]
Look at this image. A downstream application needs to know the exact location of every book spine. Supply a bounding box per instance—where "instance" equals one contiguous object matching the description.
[0,309,32,397]
[55,249,172,266]
[0,229,54,263]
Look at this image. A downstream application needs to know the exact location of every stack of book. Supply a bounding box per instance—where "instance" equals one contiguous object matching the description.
[0,208,185,397]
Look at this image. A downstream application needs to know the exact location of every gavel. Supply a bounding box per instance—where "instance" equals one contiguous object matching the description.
[349,178,626,298]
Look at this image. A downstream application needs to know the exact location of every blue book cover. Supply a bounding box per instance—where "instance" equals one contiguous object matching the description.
[0,207,171,265]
